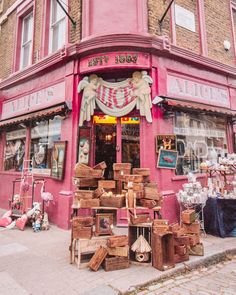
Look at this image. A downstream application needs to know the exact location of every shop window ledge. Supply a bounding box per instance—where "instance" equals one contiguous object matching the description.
[171,173,207,181]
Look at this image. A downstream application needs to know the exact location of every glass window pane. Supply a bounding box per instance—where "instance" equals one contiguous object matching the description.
[4,126,26,171]
[174,112,228,175]
[30,118,62,171]
[121,117,140,168]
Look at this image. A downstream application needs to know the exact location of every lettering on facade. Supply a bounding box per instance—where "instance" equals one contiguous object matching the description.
[88,54,138,67]
[2,82,66,120]
[167,75,230,108]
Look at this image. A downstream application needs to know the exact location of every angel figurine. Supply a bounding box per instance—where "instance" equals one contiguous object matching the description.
[131,71,153,123]
[78,74,100,126]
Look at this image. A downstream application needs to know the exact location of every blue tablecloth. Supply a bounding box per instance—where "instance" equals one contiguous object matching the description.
[204,197,236,237]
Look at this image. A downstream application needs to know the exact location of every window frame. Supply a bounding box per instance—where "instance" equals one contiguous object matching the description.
[230,1,236,64]
[13,2,35,72]
[41,0,68,57]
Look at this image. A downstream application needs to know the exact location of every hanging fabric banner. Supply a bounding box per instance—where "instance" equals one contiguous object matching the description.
[78,71,153,126]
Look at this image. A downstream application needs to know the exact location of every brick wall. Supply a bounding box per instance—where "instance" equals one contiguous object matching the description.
[33,0,42,64]
[69,0,82,43]
[0,11,16,80]
[205,0,235,66]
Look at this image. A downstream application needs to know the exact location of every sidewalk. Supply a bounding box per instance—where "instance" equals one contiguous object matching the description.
[1,209,236,295]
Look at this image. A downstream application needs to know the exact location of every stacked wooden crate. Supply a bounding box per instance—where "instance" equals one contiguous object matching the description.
[72,163,107,209]
[87,235,130,271]
[71,216,94,240]
[181,209,203,256]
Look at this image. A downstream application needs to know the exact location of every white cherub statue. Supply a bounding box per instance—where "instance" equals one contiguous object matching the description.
[78,74,100,126]
[131,71,153,123]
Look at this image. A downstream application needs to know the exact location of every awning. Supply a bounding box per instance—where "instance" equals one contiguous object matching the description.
[163,98,236,116]
[0,104,69,128]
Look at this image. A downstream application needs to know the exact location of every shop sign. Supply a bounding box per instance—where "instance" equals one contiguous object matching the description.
[6,129,26,141]
[167,75,230,108]
[175,4,195,32]
[174,127,226,138]
[1,81,66,120]
[80,52,150,73]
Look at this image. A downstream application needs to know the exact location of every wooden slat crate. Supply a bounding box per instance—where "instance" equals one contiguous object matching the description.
[124,182,144,191]
[72,226,93,240]
[152,232,175,271]
[187,233,200,246]
[132,168,150,176]
[72,216,94,227]
[174,245,187,256]
[93,161,107,170]
[153,219,168,226]
[182,221,200,234]
[153,225,169,234]
[73,177,98,188]
[88,246,108,271]
[113,169,131,181]
[107,235,128,247]
[102,256,129,271]
[144,187,161,201]
[107,245,129,257]
[181,209,196,224]
[100,195,125,208]
[113,163,132,170]
[74,163,94,178]
[130,213,151,225]
[80,198,100,208]
[140,199,158,209]
[174,252,189,263]
[124,174,143,183]
[174,235,190,247]
[74,190,94,200]
[93,187,105,198]
[98,180,116,189]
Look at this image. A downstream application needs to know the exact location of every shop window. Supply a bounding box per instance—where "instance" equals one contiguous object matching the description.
[30,117,62,174]
[174,112,228,175]
[4,126,26,172]
[20,12,33,69]
[49,0,67,54]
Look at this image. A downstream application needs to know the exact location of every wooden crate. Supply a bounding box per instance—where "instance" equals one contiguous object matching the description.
[130,213,151,225]
[80,199,100,208]
[153,225,169,234]
[152,232,175,271]
[88,246,108,271]
[107,245,129,257]
[140,199,158,209]
[72,226,93,240]
[181,209,196,224]
[144,187,161,201]
[182,221,200,234]
[93,161,107,170]
[72,216,94,227]
[187,233,200,246]
[74,163,93,178]
[175,245,187,256]
[174,235,190,247]
[73,177,98,188]
[174,252,189,263]
[93,187,105,198]
[74,190,94,200]
[113,163,132,171]
[100,195,125,208]
[135,191,145,199]
[153,219,168,226]
[124,182,144,191]
[132,168,150,176]
[169,223,180,232]
[114,169,131,181]
[90,169,104,178]
[124,174,143,183]
[107,235,128,247]
[102,256,129,271]
[98,180,116,189]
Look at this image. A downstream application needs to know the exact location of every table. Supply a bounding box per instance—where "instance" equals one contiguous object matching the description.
[204,197,236,237]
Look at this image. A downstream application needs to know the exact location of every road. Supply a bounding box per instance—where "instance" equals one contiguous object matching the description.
[135,256,236,295]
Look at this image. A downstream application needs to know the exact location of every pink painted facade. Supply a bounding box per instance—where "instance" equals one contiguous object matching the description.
[0,0,236,228]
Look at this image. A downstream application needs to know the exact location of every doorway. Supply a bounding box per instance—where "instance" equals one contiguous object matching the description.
[93,115,140,179]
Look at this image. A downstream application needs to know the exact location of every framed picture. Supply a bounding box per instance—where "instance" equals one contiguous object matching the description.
[157,149,178,170]
[156,135,176,153]
[51,141,67,180]
[78,127,91,165]
[95,213,113,236]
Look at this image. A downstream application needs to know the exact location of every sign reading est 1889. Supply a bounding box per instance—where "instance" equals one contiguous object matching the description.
[80,52,150,73]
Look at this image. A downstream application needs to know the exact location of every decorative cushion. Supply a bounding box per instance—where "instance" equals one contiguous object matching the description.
[2,210,12,218]
[0,216,12,227]
[16,214,28,231]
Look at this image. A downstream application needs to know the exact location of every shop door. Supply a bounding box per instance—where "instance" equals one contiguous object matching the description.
[93,115,140,179]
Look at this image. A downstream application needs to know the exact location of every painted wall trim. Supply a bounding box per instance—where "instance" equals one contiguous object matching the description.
[1,34,236,90]
[0,0,25,25]
[197,0,208,56]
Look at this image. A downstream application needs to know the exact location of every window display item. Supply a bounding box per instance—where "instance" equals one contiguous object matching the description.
[95,213,113,236]
[16,214,28,231]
